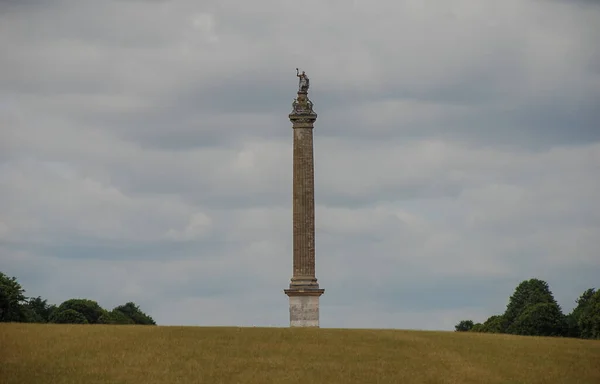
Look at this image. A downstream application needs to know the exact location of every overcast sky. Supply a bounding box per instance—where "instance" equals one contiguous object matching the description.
[1,0,599,330]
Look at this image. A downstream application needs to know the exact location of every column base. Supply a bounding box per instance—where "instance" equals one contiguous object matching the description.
[284,287,324,327]
[288,276,321,289]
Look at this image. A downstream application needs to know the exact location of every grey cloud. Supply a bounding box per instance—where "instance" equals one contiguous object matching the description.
[1,0,600,330]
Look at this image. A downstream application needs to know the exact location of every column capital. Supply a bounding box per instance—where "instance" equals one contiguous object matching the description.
[289,90,317,126]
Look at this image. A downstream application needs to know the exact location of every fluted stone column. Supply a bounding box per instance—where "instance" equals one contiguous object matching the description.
[284,70,324,328]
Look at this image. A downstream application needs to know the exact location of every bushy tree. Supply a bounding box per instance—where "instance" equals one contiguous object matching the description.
[26,296,57,323]
[480,315,505,333]
[510,302,566,336]
[0,272,157,326]
[470,323,484,332]
[564,289,594,338]
[113,302,156,325]
[22,306,45,323]
[0,271,28,322]
[55,299,105,324]
[565,313,579,338]
[459,280,598,339]
[504,279,564,335]
[455,320,474,332]
[98,309,135,325]
[577,289,600,339]
[50,309,89,324]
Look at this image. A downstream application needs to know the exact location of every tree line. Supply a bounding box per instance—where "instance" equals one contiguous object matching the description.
[1,271,156,325]
[455,278,600,339]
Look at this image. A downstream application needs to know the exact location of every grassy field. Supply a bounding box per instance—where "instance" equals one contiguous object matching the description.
[1,323,599,384]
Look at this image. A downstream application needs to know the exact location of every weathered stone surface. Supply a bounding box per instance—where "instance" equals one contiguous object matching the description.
[288,295,321,327]
[293,127,315,278]
[284,81,324,328]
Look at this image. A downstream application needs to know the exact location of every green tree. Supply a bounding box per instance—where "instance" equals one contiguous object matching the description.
[470,323,484,332]
[565,313,578,338]
[455,320,474,332]
[480,315,505,333]
[50,309,89,324]
[56,299,105,324]
[503,278,563,334]
[510,302,567,336]
[578,289,600,339]
[98,309,135,325]
[22,306,45,323]
[0,271,28,322]
[113,302,156,325]
[565,289,595,338]
[26,296,57,323]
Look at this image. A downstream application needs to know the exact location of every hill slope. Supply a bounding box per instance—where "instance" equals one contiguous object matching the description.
[1,323,599,384]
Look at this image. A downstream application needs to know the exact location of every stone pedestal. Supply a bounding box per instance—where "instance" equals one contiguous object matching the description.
[284,290,324,327]
[284,78,324,327]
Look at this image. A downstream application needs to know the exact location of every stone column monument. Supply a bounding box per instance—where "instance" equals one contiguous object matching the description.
[284,69,325,327]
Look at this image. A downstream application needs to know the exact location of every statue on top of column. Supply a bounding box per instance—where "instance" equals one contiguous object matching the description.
[296,68,310,92]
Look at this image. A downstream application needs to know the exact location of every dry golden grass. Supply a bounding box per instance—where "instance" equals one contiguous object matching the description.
[1,323,599,384]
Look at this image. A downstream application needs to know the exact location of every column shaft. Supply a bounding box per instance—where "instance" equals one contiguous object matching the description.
[292,127,315,278]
